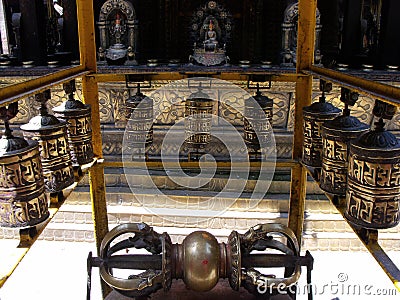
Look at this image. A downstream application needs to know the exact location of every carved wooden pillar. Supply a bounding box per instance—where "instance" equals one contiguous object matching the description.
[317,0,340,65]
[62,0,79,61]
[19,0,47,64]
[377,0,400,67]
[340,0,362,65]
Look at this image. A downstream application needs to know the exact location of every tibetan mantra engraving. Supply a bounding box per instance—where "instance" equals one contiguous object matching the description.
[320,115,369,195]
[67,115,93,164]
[302,103,341,167]
[54,105,94,165]
[0,141,49,227]
[346,152,400,229]
[22,125,75,193]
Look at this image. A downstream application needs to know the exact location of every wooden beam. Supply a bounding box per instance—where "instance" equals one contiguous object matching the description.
[0,66,86,104]
[308,65,400,106]
[288,0,317,244]
[76,0,110,296]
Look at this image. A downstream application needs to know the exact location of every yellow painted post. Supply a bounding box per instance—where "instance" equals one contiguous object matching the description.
[288,0,317,244]
[76,0,110,297]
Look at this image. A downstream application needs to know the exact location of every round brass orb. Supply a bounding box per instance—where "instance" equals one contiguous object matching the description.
[183,231,220,292]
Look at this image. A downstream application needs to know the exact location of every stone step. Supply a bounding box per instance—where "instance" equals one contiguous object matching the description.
[78,167,324,194]
[67,186,333,214]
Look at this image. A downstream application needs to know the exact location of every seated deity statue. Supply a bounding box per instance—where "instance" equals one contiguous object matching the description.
[203,21,218,52]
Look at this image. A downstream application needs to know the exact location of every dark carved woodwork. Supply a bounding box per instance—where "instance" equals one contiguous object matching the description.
[19,0,47,64]
[378,0,400,67]
[62,0,79,62]
[340,0,363,66]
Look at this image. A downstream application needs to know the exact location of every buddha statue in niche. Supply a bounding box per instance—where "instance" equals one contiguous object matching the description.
[97,0,138,65]
[189,1,232,66]
[203,20,218,52]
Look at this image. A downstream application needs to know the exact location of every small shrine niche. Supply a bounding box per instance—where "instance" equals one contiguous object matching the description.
[97,0,138,65]
[280,2,322,66]
[189,1,232,66]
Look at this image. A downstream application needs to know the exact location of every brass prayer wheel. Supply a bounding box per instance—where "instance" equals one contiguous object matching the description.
[53,80,94,166]
[320,89,369,195]
[125,83,153,148]
[345,100,400,229]
[244,84,273,151]
[302,80,341,167]
[21,90,75,193]
[0,103,48,227]
[185,86,213,155]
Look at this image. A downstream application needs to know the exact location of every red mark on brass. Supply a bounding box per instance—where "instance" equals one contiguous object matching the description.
[202,259,208,265]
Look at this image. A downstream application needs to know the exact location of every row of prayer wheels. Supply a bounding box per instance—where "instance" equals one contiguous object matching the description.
[0,80,93,228]
[302,80,400,229]
[125,82,274,161]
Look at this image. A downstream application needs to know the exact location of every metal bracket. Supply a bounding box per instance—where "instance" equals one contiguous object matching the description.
[125,74,152,89]
[179,72,221,78]
[247,74,272,89]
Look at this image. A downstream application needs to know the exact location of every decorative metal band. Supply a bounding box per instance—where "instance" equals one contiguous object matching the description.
[0,141,48,227]
[228,230,241,291]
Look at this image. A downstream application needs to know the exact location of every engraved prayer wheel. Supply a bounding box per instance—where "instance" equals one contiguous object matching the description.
[125,83,153,148]
[185,86,213,156]
[302,80,341,167]
[21,90,75,193]
[0,103,49,227]
[53,80,94,166]
[320,89,370,195]
[244,84,273,150]
[345,100,400,229]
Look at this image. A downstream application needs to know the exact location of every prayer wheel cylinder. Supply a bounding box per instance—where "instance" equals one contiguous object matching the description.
[320,115,369,195]
[185,90,213,147]
[21,91,75,193]
[53,81,94,165]
[244,89,273,149]
[345,126,400,229]
[302,101,341,167]
[0,138,48,227]
[125,87,153,148]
